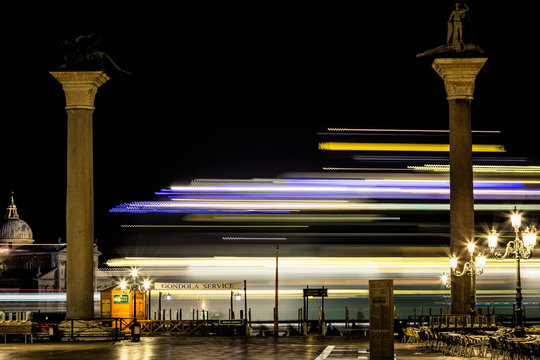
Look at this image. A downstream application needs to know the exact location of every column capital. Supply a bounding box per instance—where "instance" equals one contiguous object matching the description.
[50,71,110,110]
[432,57,487,100]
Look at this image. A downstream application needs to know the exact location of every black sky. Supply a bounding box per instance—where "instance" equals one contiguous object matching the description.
[2,2,539,256]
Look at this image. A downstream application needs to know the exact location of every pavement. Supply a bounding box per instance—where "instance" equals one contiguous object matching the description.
[0,336,484,360]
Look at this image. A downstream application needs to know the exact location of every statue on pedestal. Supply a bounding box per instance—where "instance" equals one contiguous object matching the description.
[58,33,131,74]
[447,2,469,44]
[417,1,483,58]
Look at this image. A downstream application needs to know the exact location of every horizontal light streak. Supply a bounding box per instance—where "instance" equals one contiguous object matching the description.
[1,289,537,302]
[349,155,526,163]
[222,237,287,241]
[326,128,501,134]
[110,176,540,215]
[185,214,400,222]
[149,289,539,299]
[283,178,524,188]
[409,164,540,174]
[318,142,505,152]
[0,293,100,302]
[115,203,540,214]
[106,256,539,269]
[121,225,308,228]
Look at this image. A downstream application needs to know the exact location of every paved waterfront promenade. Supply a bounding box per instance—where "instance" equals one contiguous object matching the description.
[0,336,483,360]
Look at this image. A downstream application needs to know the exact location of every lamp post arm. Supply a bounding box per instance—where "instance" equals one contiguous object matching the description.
[475,266,483,277]
[514,238,533,260]
[491,240,516,259]
[452,261,471,277]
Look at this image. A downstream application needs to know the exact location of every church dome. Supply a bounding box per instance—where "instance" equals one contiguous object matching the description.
[0,196,34,245]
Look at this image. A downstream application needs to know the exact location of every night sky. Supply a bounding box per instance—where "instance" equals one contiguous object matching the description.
[2,2,539,258]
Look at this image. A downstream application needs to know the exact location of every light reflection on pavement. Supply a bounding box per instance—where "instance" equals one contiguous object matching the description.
[0,337,479,360]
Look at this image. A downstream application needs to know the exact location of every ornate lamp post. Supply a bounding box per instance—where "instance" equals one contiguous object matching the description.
[450,242,486,319]
[120,268,151,341]
[487,207,537,337]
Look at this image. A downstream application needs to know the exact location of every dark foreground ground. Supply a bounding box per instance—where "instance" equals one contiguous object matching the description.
[0,336,480,360]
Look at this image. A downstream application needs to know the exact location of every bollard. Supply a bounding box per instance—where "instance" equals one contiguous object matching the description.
[131,321,141,342]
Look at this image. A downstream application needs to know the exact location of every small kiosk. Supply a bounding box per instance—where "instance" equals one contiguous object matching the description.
[100,285,146,320]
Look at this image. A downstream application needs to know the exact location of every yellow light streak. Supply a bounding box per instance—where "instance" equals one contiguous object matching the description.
[106,256,538,269]
[121,225,309,228]
[318,142,505,152]
[143,288,540,299]
[409,164,540,173]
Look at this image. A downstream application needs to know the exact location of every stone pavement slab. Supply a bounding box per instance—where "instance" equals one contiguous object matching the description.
[0,336,484,360]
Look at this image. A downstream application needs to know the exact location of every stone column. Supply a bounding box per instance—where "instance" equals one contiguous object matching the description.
[432,57,487,315]
[50,71,110,319]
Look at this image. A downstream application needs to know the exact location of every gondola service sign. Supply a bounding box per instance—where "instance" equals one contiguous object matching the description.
[153,282,243,291]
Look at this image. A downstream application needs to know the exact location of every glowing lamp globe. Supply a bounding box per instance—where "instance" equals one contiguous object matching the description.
[450,255,458,269]
[476,255,486,268]
[511,213,522,228]
[488,228,498,250]
[441,273,449,286]
[524,232,537,248]
[467,242,475,255]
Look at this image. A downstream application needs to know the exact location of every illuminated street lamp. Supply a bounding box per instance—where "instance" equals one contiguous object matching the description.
[120,268,151,341]
[486,207,537,337]
[449,242,486,318]
[440,273,451,288]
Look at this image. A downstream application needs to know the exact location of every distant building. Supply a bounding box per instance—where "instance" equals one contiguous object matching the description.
[0,197,115,291]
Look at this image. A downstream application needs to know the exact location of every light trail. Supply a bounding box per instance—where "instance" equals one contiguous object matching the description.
[318,142,505,152]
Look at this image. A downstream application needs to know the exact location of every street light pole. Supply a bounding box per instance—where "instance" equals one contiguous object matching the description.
[158,292,162,320]
[230,290,234,319]
[133,287,137,320]
[274,245,279,336]
[487,207,537,337]
[119,268,151,342]
[449,242,486,319]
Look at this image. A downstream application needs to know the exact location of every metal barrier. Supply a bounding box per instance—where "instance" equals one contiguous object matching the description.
[0,311,36,343]
[0,311,33,322]
[101,319,238,336]
[139,320,217,336]
[428,314,498,330]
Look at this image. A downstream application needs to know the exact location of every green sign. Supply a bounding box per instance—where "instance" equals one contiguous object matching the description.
[113,294,129,304]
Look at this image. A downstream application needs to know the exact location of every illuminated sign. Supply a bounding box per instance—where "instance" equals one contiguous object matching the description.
[154,282,243,291]
[219,319,244,326]
[303,288,328,297]
[113,294,129,303]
